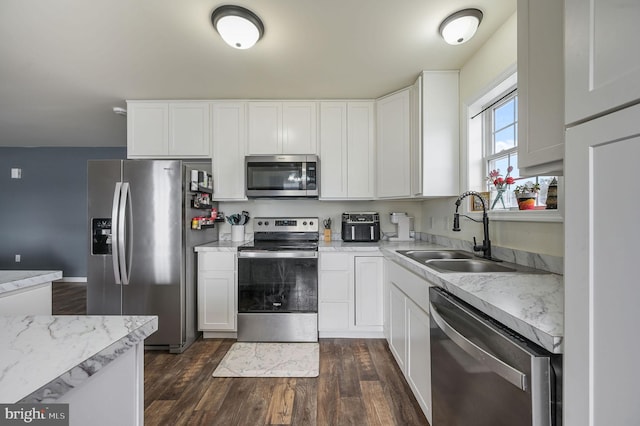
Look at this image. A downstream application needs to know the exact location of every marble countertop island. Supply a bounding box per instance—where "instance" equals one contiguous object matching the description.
[0,270,62,295]
[0,315,158,403]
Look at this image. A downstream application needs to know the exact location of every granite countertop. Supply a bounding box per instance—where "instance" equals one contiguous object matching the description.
[194,239,564,353]
[0,315,158,403]
[0,270,63,296]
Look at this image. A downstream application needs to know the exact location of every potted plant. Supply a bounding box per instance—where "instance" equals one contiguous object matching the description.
[514,182,540,210]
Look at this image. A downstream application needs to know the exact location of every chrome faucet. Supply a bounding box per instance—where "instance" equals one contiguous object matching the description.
[452,191,496,261]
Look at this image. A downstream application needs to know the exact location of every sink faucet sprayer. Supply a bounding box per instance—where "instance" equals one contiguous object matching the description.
[453,191,497,261]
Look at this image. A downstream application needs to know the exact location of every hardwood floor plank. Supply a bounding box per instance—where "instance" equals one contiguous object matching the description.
[361,380,397,426]
[144,400,175,426]
[353,338,379,381]
[266,378,296,425]
[317,340,340,425]
[337,396,368,425]
[290,377,317,426]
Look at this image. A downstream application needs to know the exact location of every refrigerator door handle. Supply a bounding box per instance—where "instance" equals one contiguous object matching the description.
[111,182,123,285]
[119,182,132,285]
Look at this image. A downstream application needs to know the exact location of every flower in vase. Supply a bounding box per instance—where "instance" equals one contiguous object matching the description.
[487,166,514,209]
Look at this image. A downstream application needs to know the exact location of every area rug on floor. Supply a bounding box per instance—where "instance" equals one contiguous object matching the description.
[212,342,319,378]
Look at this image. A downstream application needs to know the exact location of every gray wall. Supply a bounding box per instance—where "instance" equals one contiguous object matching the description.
[0,147,126,277]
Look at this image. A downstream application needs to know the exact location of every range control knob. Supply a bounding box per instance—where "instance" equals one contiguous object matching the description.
[257,221,263,226]
[303,221,307,226]
[309,221,314,226]
[264,221,270,226]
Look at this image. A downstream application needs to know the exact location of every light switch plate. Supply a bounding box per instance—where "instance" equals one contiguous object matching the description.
[11,168,22,179]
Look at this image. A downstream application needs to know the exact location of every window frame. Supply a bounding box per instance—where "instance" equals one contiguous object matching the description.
[463,68,563,223]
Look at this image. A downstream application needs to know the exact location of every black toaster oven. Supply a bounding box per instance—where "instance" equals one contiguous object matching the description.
[341,212,380,242]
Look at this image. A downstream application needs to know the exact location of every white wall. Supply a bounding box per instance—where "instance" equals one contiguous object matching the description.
[219,199,423,239]
[420,12,564,257]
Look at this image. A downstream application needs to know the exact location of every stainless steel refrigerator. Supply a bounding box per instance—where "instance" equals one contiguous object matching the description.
[87,160,217,353]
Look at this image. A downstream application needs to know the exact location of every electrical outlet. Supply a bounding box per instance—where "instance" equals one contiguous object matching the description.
[15,254,21,262]
[429,217,434,229]
[11,168,22,179]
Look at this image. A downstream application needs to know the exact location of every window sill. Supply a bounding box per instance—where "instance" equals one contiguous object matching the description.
[466,208,563,223]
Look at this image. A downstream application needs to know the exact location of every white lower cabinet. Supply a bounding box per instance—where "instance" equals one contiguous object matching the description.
[318,252,384,337]
[197,252,237,336]
[385,259,432,424]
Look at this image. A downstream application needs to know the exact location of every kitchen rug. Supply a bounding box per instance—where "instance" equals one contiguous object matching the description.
[212,342,319,378]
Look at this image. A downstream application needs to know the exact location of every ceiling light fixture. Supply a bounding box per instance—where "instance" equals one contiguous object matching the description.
[439,8,483,45]
[211,5,264,50]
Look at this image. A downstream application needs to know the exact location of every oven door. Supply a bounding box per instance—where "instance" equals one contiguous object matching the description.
[237,250,318,342]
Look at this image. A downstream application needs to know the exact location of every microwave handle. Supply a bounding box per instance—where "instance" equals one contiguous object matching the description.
[301,162,308,190]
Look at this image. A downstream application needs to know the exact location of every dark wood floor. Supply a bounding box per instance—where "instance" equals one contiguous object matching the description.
[52,282,429,425]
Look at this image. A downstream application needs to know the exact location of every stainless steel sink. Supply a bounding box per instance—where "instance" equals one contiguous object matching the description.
[398,250,474,262]
[424,259,517,273]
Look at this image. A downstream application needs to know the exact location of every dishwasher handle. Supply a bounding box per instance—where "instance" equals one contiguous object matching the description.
[430,301,528,391]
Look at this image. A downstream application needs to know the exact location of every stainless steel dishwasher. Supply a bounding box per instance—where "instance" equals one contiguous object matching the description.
[429,287,562,426]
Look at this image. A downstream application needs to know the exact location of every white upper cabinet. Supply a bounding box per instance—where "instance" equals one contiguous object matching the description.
[211,102,247,200]
[517,0,565,175]
[127,101,211,158]
[319,101,375,199]
[376,88,411,198]
[247,101,317,154]
[414,71,460,197]
[565,0,640,125]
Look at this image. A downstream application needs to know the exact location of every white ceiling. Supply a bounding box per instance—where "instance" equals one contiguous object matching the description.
[0,0,515,148]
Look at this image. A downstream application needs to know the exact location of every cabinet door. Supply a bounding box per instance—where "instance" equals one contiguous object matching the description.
[376,89,411,198]
[354,256,383,327]
[388,284,407,371]
[565,0,640,124]
[319,102,348,198]
[420,71,460,196]
[247,102,281,154]
[565,103,640,426]
[168,102,211,157]
[318,253,351,331]
[347,102,375,198]
[517,0,564,175]
[406,298,431,423]
[283,102,317,154]
[211,102,247,200]
[127,102,169,157]
[197,252,236,331]
[198,270,236,331]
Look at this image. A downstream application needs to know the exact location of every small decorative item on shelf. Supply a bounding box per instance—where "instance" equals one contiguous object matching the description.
[487,166,515,209]
[514,182,540,210]
[545,178,558,209]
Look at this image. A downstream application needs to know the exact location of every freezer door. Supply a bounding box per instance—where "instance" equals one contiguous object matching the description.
[122,160,184,347]
[87,160,123,315]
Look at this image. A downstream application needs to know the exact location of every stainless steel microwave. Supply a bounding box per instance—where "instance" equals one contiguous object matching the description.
[245,155,319,198]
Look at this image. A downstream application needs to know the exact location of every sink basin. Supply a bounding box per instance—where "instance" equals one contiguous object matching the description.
[398,250,474,262]
[424,259,517,273]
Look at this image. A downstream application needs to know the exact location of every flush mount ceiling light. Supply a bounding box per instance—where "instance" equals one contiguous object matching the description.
[211,5,264,50]
[439,8,483,45]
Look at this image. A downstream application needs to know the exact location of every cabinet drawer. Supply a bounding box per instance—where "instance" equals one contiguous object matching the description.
[198,252,236,271]
[319,252,350,270]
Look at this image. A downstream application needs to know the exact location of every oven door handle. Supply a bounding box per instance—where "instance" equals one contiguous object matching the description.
[430,301,528,391]
[237,250,318,259]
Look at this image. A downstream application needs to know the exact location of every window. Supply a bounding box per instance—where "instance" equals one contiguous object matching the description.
[482,89,557,210]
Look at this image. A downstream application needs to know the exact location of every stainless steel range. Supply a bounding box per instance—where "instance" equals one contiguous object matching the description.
[236,217,319,342]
